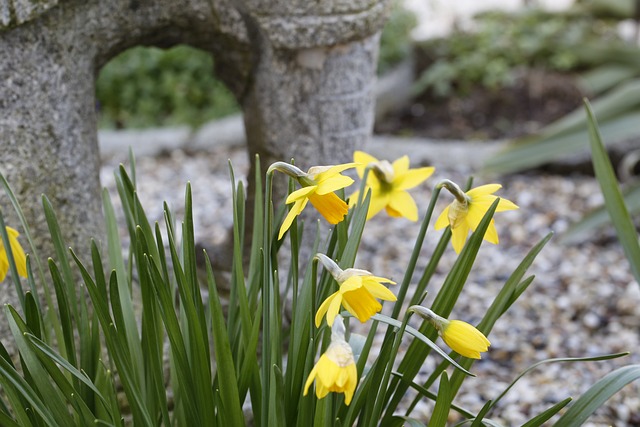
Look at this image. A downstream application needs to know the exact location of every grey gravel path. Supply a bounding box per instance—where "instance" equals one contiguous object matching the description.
[101,140,640,426]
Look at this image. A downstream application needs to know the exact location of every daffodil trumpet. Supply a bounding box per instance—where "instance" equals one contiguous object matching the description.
[410,305,490,359]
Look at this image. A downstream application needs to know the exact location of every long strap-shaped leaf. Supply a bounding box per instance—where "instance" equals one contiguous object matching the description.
[553,364,640,427]
[585,99,640,284]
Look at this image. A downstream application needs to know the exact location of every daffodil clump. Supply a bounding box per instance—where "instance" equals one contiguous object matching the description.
[0,226,27,282]
[0,109,629,426]
[276,156,515,407]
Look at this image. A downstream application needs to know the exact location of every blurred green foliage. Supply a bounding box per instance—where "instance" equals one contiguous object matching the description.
[377,1,418,74]
[413,8,623,98]
[96,3,417,130]
[96,45,239,129]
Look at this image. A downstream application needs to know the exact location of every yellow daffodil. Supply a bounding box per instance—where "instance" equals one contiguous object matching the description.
[304,316,358,405]
[269,162,357,240]
[410,306,490,359]
[349,151,434,221]
[434,181,518,254]
[440,320,491,359]
[314,254,396,327]
[0,226,27,281]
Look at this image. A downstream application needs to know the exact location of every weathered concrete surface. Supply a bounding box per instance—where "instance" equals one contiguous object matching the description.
[0,0,390,334]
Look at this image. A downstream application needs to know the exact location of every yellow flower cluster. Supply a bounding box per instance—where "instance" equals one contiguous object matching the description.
[269,151,517,405]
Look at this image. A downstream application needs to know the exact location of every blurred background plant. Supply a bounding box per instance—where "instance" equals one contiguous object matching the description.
[485,0,640,174]
[96,46,239,129]
[411,8,621,99]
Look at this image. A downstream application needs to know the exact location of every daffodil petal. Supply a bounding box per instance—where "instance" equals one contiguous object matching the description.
[434,205,451,230]
[466,194,498,212]
[303,364,320,395]
[365,190,390,220]
[343,365,358,404]
[6,227,19,238]
[316,293,338,327]
[366,275,396,285]
[316,174,354,195]
[339,276,363,293]
[325,294,344,326]
[482,219,499,244]
[496,198,519,212]
[451,222,470,254]
[466,184,502,198]
[310,163,358,181]
[363,281,397,301]
[0,255,8,282]
[391,155,410,176]
[279,198,308,240]
[9,236,27,278]
[317,356,339,387]
[286,186,317,205]
[354,151,379,178]
[387,191,418,221]
[465,203,491,231]
[396,166,435,190]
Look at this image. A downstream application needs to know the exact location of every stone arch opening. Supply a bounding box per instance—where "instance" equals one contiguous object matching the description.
[95,45,240,131]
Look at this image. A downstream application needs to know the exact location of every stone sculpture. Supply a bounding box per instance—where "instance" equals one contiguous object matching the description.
[0,0,390,305]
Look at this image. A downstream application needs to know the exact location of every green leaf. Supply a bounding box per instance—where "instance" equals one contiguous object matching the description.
[0,351,60,427]
[578,64,639,95]
[102,188,142,375]
[521,398,571,427]
[22,333,100,425]
[47,259,77,368]
[42,195,79,322]
[388,416,426,427]
[485,111,640,174]
[71,252,153,426]
[553,364,640,427]
[5,305,73,426]
[428,372,451,427]
[584,99,640,284]
[269,365,286,427]
[561,183,640,244]
[368,314,472,376]
[204,251,246,426]
[487,352,628,413]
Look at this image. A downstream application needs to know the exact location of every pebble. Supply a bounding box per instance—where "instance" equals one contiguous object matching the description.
[101,145,639,426]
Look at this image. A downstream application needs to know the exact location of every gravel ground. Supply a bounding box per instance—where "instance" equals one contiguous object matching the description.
[101,141,640,426]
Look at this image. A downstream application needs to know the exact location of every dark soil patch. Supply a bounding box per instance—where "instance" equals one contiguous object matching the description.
[375,68,585,140]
